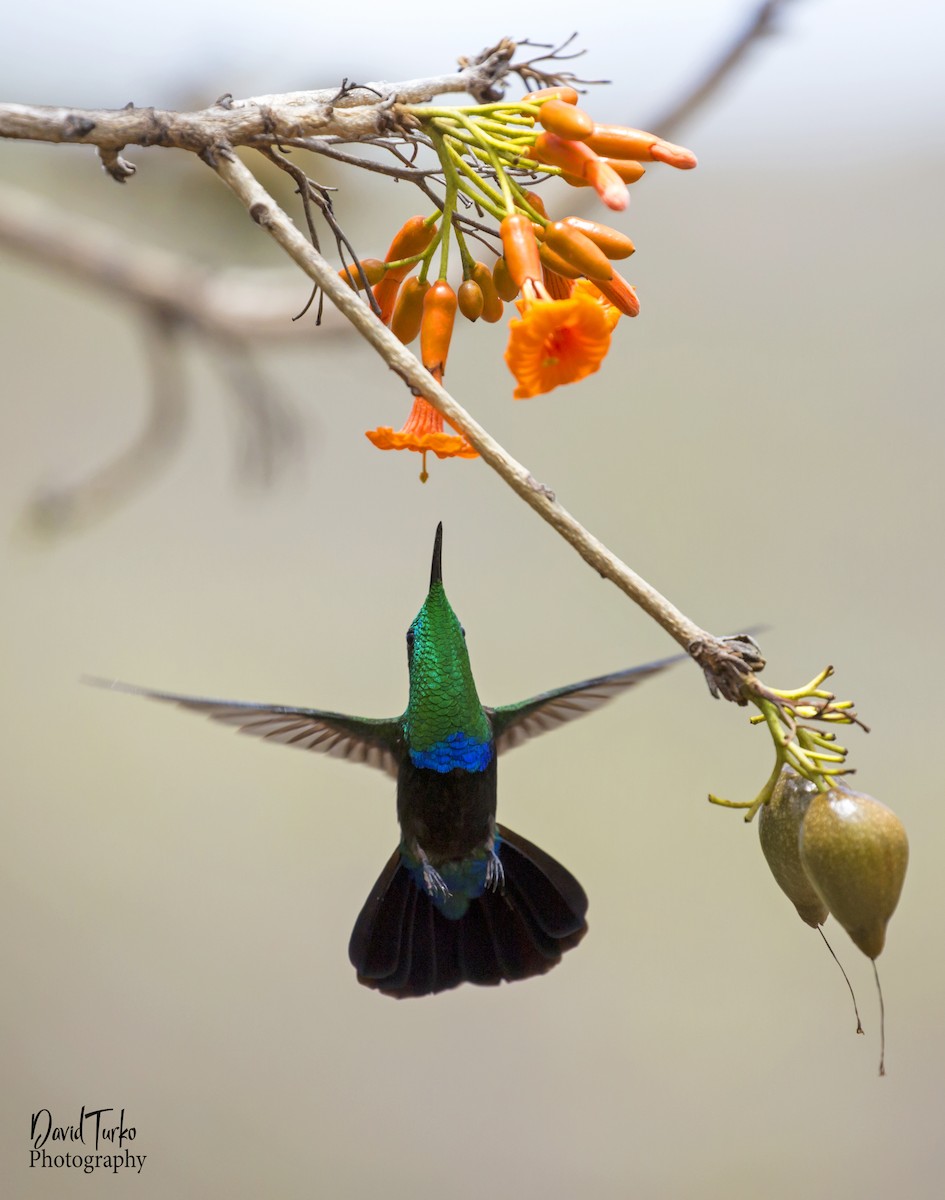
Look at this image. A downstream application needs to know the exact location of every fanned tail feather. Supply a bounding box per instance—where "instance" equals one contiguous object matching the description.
[349,826,588,998]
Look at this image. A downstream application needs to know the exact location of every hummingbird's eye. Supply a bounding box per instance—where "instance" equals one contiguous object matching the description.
[460,626,466,639]
[406,628,415,646]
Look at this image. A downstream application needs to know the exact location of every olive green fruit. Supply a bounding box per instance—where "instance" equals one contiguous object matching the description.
[759,768,829,928]
[799,786,908,959]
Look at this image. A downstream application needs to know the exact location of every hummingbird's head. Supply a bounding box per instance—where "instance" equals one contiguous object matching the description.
[405,523,485,738]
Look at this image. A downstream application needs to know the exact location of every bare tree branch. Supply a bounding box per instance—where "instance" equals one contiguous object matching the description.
[0,54,514,158]
[210,146,744,672]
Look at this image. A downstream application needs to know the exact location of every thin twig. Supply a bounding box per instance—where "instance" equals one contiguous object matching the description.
[269,136,442,182]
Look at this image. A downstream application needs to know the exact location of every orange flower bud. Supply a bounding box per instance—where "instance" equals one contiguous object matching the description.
[500,213,542,290]
[521,86,579,105]
[338,258,386,289]
[522,190,548,219]
[532,134,629,211]
[372,216,438,325]
[382,215,438,273]
[532,131,596,176]
[583,159,629,212]
[586,125,697,169]
[558,160,645,189]
[538,242,583,280]
[537,99,594,142]
[420,280,457,378]
[601,157,647,184]
[472,262,504,323]
[593,271,639,318]
[541,221,614,281]
[561,216,635,260]
[491,257,520,302]
[558,169,590,189]
[372,275,404,326]
[650,141,698,170]
[390,277,430,345]
[457,278,484,322]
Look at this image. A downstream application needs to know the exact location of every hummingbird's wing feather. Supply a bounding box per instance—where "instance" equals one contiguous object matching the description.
[488,654,683,755]
[86,678,402,777]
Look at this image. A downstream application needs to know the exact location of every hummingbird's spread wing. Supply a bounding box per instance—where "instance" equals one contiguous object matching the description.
[488,654,683,755]
[86,679,402,777]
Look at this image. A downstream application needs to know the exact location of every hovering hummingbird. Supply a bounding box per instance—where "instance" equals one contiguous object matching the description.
[93,524,679,998]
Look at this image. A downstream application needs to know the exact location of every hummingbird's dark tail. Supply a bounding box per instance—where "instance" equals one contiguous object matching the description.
[348,826,588,998]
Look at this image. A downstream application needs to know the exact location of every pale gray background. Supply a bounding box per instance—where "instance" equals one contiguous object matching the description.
[2,1,943,1196]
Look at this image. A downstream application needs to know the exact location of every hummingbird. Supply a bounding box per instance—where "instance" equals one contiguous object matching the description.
[93,524,679,998]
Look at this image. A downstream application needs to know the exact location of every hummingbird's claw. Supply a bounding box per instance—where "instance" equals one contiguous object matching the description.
[485,850,505,893]
[422,862,452,901]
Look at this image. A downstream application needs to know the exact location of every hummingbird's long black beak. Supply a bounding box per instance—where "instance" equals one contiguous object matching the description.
[430,522,443,588]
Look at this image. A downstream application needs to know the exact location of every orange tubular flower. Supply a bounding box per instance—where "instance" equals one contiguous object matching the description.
[541,221,614,281]
[365,279,476,477]
[504,289,615,400]
[561,216,635,260]
[521,86,579,105]
[536,99,594,141]
[338,258,386,289]
[500,214,543,290]
[599,158,647,184]
[585,125,698,170]
[372,216,438,325]
[588,271,640,319]
[419,280,457,377]
[541,267,574,301]
[365,396,478,480]
[560,158,646,188]
[522,190,548,219]
[539,242,584,281]
[532,134,630,212]
[583,159,630,212]
[391,278,430,345]
[573,280,621,331]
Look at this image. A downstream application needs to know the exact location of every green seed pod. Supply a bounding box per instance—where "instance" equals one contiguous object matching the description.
[759,768,829,928]
[799,786,908,959]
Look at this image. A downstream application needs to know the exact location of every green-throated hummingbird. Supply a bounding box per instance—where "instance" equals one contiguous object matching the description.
[92,524,678,997]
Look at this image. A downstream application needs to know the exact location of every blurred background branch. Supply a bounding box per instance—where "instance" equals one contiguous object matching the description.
[0,183,318,340]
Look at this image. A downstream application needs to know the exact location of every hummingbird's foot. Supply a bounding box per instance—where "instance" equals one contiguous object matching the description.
[421,861,452,902]
[485,850,505,893]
